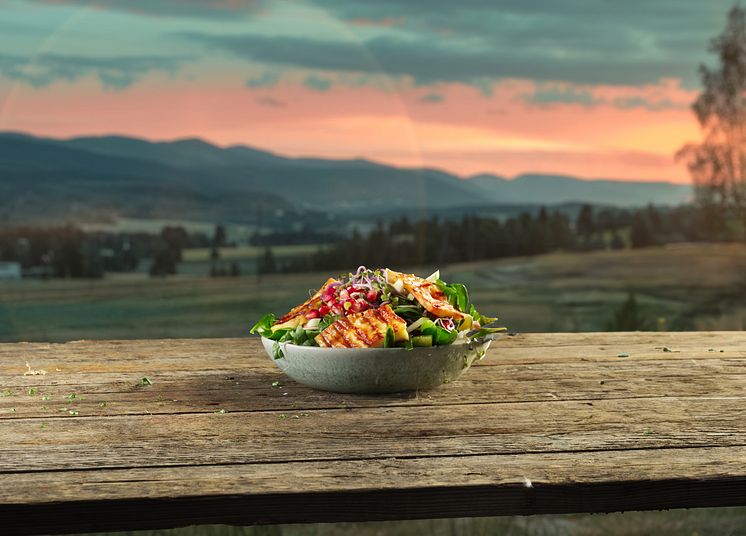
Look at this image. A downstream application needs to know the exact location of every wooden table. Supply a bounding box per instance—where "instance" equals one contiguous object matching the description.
[1,332,745,535]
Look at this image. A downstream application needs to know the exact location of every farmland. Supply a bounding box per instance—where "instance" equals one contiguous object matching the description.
[1,243,745,342]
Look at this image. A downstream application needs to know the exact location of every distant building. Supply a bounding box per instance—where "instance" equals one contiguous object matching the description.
[0,262,21,280]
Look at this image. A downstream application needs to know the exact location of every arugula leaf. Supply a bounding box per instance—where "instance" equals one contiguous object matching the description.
[435,279,469,313]
[264,327,291,342]
[469,304,497,326]
[250,313,276,335]
[467,326,508,341]
[451,283,469,313]
[318,314,339,332]
[393,304,425,321]
[291,325,307,345]
[272,341,285,360]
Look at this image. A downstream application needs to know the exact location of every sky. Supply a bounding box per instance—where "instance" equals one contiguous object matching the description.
[0,0,736,183]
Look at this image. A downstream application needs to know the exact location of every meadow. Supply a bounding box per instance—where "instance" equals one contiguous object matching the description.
[1,243,745,342]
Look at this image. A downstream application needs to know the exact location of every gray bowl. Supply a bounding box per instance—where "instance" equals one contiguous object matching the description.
[260,336,492,394]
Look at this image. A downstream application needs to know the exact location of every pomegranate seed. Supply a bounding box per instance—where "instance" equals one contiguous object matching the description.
[366,289,378,301]
[318,304,330,316]
[305,309,320,319]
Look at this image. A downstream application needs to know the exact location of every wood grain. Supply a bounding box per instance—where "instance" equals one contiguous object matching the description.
[1,333,745,535]
[4,447,746,535]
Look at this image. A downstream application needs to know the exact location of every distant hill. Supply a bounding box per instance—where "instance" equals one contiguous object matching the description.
[464,173,692,207]
[0,132,692,225]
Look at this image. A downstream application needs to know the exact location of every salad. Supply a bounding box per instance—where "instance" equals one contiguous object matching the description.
[250,267,505,358]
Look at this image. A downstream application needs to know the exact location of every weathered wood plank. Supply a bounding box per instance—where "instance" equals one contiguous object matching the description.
[2,396,744,473]
[1,358,743,419]
[2,344,744,380]
[3,447,746,534]
[0,332,743,379]
[1,332,745,534]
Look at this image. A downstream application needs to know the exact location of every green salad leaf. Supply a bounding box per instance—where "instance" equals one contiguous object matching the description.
[469,304,497,326]
[383,326,395,348]
[272,341,284,360]
[435,279,469,313]
[250,313,276,335]
[467,325,508,340]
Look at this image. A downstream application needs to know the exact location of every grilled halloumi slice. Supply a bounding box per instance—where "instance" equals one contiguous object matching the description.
[272,277,337,332]
[315,304,409,348]
[385,269,469,323]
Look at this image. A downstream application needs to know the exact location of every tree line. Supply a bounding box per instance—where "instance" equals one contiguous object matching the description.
[0,201,741,280]
[0,225,217,278]
[268,203,718,274]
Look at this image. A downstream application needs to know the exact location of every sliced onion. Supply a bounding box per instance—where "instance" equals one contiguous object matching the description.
[393,279,405,294]
[406,317,428,333]
[304,318,321,330]
[425,269,440,282]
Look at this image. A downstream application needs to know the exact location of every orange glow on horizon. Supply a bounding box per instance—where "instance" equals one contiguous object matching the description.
[0,75,699,184]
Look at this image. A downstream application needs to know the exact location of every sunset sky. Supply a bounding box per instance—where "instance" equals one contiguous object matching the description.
[0,0,735,183]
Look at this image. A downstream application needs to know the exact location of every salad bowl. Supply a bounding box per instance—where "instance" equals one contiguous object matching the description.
[261,336,493,394]
[252,266,505,394]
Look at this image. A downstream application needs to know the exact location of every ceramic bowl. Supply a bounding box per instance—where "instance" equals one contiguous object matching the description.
[260,336,492,394]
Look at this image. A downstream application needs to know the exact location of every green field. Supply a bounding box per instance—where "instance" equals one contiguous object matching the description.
[2,243,745,342]
[182,244,326,262]
[81,217,260,243]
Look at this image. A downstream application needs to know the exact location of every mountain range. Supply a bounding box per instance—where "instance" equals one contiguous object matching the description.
[0,131,692,226]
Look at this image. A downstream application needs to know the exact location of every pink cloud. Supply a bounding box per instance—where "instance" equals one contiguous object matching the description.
[0,74,699,183]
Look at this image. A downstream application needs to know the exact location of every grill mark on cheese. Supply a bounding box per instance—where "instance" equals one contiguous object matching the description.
[386,270,466,320]
[375,304,400,326]
[275,278,337,328]
[314,304,408,348]
[337,317,364,347]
